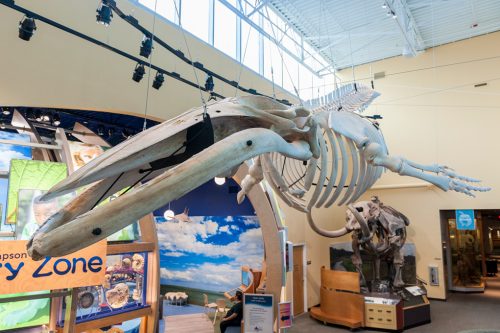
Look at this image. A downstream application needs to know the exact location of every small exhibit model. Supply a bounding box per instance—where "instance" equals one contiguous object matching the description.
[338,196,409,291]
[26,83,489,260]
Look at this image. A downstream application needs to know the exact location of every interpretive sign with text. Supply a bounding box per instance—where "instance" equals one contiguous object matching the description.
[0,240,106,294]
[244,293,274,333]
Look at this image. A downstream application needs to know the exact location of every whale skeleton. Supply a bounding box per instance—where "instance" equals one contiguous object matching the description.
[27,83,489,260]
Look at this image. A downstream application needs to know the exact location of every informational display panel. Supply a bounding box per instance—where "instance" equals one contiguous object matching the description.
[0,240,106,294]
[278,301,292,329]
[7,160,67,224]
[456,209,476,230]
[243,293,274,333]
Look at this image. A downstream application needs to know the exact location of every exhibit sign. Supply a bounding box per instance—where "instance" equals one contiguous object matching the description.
[244,293,274,333]
[456,209,475,230]
[278,301,292,329]
[0,240,106,294]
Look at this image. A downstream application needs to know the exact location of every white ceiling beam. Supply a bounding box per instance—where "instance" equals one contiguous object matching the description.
[387,0,425,57]
[246,0,270,17]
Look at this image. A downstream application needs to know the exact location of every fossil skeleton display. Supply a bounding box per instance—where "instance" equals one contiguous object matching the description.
[26,83,489,260]
[340,196,410,290]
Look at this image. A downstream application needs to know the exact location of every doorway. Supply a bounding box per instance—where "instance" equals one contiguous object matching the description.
[441,209,500,293]
[292,244,306,316]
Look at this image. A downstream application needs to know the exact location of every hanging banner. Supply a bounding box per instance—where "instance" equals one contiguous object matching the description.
[244,293,274,333]
[456,209,475,230]
[0,240,106,294]
[278,301,292,329]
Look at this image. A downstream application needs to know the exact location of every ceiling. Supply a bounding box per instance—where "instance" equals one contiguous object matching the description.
[0,107,158,146]
[269,0,500,71]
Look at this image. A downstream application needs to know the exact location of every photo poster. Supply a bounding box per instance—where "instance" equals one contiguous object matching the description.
[16,189,74,240]
[6,160,67,224]
[67,141,104,171]
[243,294,274,333]
[0,131,32,172]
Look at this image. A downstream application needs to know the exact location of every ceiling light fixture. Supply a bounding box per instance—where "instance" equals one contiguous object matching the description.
[382,3,387,9]
[152,72,165,90]
[42,113,51,122]
[18,16,37,41]
[391,11,397,19]
[35,110,43,122]
[2,107,11,116]
[52,113,61,126]
[132,63,145,82]
[96,0,114,26]
[140,35,153,58]
[214,177,226,185]
[97,126,104,136]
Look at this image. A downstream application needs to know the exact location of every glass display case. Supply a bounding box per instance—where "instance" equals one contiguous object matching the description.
[57,252,149,325]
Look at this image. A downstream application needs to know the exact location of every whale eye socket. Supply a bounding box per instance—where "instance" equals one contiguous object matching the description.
[356,207,364,212]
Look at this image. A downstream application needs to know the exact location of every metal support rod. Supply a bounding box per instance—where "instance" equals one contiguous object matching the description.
[0,290,71,303]
[0,139,61,150]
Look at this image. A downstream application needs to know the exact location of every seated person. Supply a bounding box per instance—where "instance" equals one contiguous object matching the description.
[220,290,243,333]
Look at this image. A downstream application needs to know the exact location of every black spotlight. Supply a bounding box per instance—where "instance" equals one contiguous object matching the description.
[108,128,115,137]
[18,16,37,41]
[140,36,153,58]
[97,126,105,136]
[2,107,11,116]
[122,129,130,139]
[204,75,214,92]
[52,113,61,126]
[132,63,145,82]
[96,1,113,26]
[152,72,165,90]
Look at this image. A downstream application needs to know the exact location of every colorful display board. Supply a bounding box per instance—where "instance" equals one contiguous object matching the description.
[0,291,50,330]
[61,252,148,325]
[0,240,106,294]
[7,160,67,224]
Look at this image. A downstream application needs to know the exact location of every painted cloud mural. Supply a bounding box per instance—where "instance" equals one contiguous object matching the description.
[156,215,264,292]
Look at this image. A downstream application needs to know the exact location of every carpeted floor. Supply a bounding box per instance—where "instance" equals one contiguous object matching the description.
[289,276,500,333]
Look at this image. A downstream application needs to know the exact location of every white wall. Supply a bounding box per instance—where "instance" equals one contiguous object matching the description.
[284,30,500,304]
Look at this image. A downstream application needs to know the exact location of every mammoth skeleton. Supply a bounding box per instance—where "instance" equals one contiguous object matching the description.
[341,196,410,289]
[27,83,489,259]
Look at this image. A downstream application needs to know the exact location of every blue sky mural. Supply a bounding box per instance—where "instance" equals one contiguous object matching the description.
[0,131,32,171]
[156,215,264,292]
[155,179,264,292]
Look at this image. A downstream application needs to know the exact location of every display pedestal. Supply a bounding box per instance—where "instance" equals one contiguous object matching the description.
[364,294,403,331]
[402,294,431,328]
